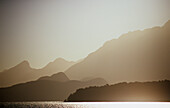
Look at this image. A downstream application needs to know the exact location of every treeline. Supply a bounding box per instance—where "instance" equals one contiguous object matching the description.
[66,80,170,102]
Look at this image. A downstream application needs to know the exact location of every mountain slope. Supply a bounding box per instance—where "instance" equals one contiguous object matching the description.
[0,72,107,102]
[0,58,75,87]
[65,20,170,83]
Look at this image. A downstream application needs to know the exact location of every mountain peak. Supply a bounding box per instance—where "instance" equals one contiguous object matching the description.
[53,58,67,63]
[164,20,170,27]
[46,58,74,66]
[42,58,75,72]
[38,72,70,82]
[53,58,75,64]
[16,60,30,68]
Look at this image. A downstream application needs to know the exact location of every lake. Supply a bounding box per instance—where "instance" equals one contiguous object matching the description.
[0,102,170,108]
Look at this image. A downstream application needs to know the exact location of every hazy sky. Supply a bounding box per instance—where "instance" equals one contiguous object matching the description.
[0,0,170,71]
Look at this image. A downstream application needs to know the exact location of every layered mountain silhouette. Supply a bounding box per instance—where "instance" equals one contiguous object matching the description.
[0,58,75,87]
[0,20,169,102]
[0,72,107,102]
[66,80,170,102]
[65,20,170,83]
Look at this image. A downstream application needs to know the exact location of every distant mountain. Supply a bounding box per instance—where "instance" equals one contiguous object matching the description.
[42,58,75,73]
[0,72,107,102]
[66,80,170,102]
[0,58,75,87]
[65,20,170,83]
[81,78,107,86]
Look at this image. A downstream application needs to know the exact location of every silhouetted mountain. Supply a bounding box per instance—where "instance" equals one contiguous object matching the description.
[0,58,75,87]
[65,20,170,83]
[66,80,170,102]
[38,72,70,82]
[0,73,107,102]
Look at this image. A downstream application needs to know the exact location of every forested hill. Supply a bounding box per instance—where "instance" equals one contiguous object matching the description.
[66,80,170,102]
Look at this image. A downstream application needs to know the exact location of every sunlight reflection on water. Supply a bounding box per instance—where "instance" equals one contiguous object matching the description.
[68,102,170,108]
[0,102,170,108]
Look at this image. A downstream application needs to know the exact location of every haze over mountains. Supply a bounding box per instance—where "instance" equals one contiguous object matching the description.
[0,72,107,102]
[65,20,170,83]
[0,58,75,87]
[0,20,170,89]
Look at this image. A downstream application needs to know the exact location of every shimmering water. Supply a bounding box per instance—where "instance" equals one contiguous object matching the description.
[0,102,170,108]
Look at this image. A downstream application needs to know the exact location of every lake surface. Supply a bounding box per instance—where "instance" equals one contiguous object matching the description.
[0,102,170,108]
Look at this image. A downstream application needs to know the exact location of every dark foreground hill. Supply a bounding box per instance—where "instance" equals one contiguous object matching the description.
[0,72,107,102]
[66,80,170,102]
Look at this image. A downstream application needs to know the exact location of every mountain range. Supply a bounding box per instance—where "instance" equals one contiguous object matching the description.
[0,58,75,87]
[65,20,170,83]
[0,20,169,102]
[0,72,107,102]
